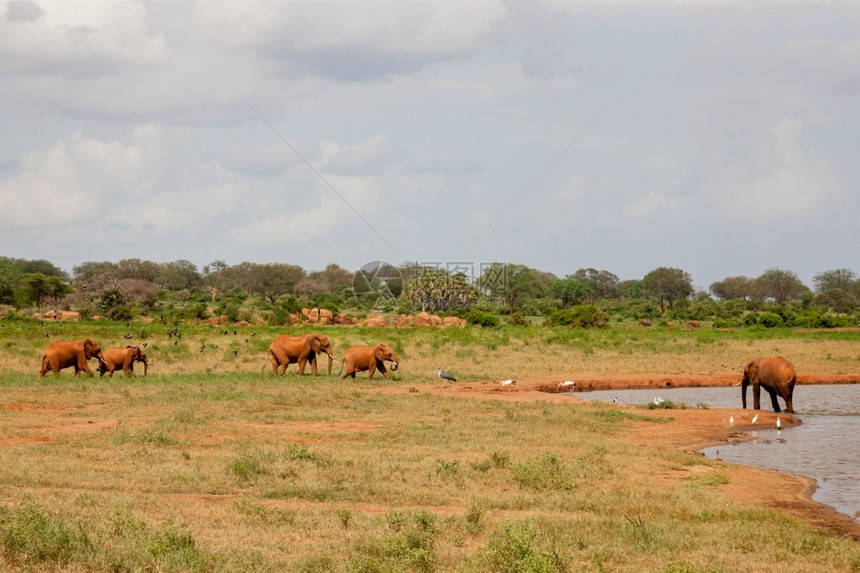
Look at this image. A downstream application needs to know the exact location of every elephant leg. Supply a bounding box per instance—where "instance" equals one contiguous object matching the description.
[377,362,389,380]
[752,384,761,410]
[768,390,781,413]
[298,358,307,375]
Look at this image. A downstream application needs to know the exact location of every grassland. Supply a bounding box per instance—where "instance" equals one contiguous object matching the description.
[0,320,858,571]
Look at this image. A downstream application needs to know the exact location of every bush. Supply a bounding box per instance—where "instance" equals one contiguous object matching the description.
[757,312,784,328]
[507,312,530,326]
[546,305,608,328]
[463,309,500,327]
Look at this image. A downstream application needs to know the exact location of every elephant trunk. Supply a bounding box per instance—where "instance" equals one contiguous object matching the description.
[390,361,399,372]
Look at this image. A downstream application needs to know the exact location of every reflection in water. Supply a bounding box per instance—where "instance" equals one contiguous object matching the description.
[579,385,860,523]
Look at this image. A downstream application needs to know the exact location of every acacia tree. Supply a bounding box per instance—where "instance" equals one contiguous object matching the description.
[641,267,693,313]
[813,269,856,294]
[249,263,306,305]
[569,268,620,301]
[710,276,754,301]
[157,260,201,291]
[754,268,805,306]
[547,278,593,307]
[478,263,545,314]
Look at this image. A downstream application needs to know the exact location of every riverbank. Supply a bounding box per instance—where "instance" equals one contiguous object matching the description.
[376,374,860,541]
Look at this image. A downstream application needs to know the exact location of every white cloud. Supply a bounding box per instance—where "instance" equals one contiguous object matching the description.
[0,1,168,76]
[716,118,846,223]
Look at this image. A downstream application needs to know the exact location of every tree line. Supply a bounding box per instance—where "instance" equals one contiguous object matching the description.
[0,256,857,327]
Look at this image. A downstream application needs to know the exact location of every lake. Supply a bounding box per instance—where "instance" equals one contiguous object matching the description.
[578,384,859,523]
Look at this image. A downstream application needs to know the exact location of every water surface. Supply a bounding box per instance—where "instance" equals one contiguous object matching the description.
[579,385,859,523]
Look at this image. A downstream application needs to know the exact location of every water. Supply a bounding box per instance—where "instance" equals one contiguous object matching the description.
[579,385,860,523]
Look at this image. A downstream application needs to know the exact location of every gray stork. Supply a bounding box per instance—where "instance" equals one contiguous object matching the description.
[435,368,457,387]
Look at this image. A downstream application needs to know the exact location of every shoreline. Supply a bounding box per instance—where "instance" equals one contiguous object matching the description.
[377,372,860,540]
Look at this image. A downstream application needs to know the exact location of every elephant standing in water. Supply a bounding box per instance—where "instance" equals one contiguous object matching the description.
[268,334,334,375]
[742,356,796,413]
[39,338,104,377]
[340,344,399,380]
[99,346,148,377]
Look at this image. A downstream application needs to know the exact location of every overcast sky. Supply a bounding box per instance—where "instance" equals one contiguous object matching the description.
[1,1,857,289]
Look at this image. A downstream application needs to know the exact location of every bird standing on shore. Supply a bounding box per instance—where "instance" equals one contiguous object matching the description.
[776,417,782,430]
[751,414,758,425]
[435,368,457,387]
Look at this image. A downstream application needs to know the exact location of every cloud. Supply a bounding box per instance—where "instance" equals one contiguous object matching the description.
[716,118,846,223]
[0,1,168,77]
[190,2,507,80]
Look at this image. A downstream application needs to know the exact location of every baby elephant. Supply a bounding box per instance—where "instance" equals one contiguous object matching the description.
[99,346,148,377]
[340,344,399,380]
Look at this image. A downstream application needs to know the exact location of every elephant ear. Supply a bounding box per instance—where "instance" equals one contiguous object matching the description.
[744,360,758,380]
[83,339,94,357]
[374,345,385,361]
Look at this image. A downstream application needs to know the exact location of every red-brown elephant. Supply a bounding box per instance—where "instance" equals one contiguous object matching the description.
[339,344,399,380]
[268,334,334,375]
[98,346,148,377]
[742,356,796,413]
[39,338,104,377]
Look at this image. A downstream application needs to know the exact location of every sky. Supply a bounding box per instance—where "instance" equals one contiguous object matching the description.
[1,1,858,291]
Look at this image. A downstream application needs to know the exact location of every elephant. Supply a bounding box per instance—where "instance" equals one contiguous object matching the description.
[638,319,652,326]
[339,344,399,380]
[39,338,104,377]
[98,346,148,377]
[268,334,334,375]
[742,356,796,413]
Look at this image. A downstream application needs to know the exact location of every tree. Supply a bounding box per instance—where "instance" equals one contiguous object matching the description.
[813,269,856,294]
[317,264,354,293]
[0,259,22,304]
[547,278,593,307]
[402,268,477,312]
[478,263,545,314]
[116,258,161,282]
[816,288,855,313]
[157,260,201,291]
[569,268,620,301]
[754,268,805,306]
[248,263,306,305]
[1,257,66,278]
[16,274,71,307]
[710,276,754,301]
[641,267,693,313]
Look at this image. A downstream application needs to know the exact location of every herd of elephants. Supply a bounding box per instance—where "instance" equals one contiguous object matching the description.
[36,335,796,413]
[37,333,400,382]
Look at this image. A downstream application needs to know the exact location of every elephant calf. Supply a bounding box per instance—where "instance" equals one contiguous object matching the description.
[99,346,148,377]
[340,344,399,380]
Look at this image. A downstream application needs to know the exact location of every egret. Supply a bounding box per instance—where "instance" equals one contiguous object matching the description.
[776,417,781,430]
[729,416,734,426]
[612,396,618,403]
[500,379,516,386]
[557,381,575,391]
[435,368,457,387]
[751,414,758,425]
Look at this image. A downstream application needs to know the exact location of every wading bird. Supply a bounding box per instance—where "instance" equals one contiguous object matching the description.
[751,414,758,425]
[776,417,781,430]
[435,368,457,387]
[500,379,516,386]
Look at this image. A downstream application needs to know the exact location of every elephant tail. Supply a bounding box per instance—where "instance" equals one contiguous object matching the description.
[39,354,48,377]
[261,349,274,373]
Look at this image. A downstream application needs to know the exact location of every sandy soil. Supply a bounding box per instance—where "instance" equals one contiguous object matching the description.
[375,373,860,540]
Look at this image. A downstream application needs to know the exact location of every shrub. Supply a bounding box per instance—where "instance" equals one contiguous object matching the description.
[463,309,500,327]
[507,311,530,326]
[758,312,784,328]
[546,305,608,328]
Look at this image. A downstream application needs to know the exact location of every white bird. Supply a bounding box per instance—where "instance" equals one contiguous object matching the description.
[500,379,516,386]
[751,414,758,425]
[776,417,781,430]
[557,381,576,390]
[730,416,734,426]
[435,368,457,387]
[612,396,618,403]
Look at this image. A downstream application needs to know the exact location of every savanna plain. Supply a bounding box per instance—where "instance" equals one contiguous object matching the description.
[0,320,858,572]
